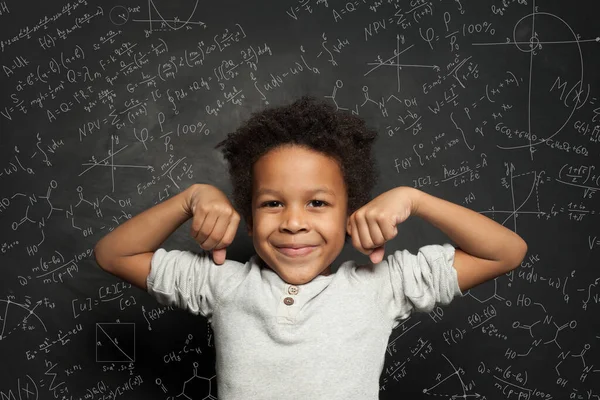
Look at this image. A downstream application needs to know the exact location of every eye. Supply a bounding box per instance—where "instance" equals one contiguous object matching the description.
[259,200,329,208]
[260,201,281,208]
[309,200,328,207]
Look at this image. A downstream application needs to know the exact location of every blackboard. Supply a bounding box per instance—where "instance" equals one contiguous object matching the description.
[1,0,600,398]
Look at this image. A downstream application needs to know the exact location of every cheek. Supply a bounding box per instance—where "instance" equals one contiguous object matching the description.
[253,221,276,240]
[322,221,346,240]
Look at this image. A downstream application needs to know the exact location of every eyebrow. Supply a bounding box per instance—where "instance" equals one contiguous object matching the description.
[256,187,336,197]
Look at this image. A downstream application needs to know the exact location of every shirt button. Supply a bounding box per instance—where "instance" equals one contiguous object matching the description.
[283,297,294,306]
[288,286,299,295]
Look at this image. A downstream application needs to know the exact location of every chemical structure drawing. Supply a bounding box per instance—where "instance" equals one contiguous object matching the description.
[157,362,217,400]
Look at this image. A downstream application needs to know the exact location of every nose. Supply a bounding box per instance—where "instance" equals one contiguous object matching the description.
[280,205,309,233]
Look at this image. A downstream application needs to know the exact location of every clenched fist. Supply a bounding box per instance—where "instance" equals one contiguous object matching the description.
[184,184,241,265]
[347,186,420,264]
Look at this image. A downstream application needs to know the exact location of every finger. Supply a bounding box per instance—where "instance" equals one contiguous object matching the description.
[190,212,210,244]
[196,212,220,249]
[212,213,240,264]
[369,246,385,264]
[355,212,376,252]
[206,212,234,251]
[212,248,226,265]
[213,213,240,262]
[364,213,387,263]
[207,212,232,250]
[213,213,240,251]
[378,214,398,241]
[349,217,368,255]
[366,212,387,247]
[190,209,205,238]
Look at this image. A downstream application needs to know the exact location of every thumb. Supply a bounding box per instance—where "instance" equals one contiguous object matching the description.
[212,248,226,265]
[369,246,385,264]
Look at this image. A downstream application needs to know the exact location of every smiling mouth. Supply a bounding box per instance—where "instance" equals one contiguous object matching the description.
[276,246,317,257]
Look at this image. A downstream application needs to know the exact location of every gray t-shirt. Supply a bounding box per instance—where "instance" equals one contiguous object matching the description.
[147,243,463,399]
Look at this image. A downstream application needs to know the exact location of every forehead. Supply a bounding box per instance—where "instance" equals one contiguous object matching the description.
[252,146,345,195]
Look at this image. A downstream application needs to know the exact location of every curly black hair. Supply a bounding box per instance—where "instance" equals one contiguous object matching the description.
[214,95,380,245]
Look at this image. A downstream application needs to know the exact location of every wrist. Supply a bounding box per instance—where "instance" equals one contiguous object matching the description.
[410,188,426,217]
[182,183,204,217]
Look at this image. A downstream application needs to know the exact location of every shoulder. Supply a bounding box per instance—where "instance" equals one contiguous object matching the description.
[152,247,248,266]
[150,248,253,288]
[334,256,389,288]
[335,243,457,283]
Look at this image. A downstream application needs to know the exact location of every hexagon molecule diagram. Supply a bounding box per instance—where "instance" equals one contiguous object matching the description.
[176,362,217,400]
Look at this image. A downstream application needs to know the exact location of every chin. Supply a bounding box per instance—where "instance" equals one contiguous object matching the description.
[282,276,315,285]
[276,270,320,285]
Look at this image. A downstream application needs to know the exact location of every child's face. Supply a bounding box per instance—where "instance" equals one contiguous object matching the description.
[247,145,349,285]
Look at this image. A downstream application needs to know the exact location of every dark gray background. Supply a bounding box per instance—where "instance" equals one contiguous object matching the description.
[1,0,599,398]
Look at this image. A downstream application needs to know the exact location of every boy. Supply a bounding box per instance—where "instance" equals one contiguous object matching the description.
[94,96,527,399]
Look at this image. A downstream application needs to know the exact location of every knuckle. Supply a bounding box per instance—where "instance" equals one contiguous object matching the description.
[367,209,384,220]
[197,227,209,237]
[219,206,230,215]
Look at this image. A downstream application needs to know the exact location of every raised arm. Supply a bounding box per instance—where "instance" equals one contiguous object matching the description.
[93,184,198,290]
[412,189,528,292]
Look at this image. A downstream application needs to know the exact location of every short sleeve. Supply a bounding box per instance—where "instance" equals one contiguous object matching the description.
[146,248,246,320]
[378,243,463,324]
